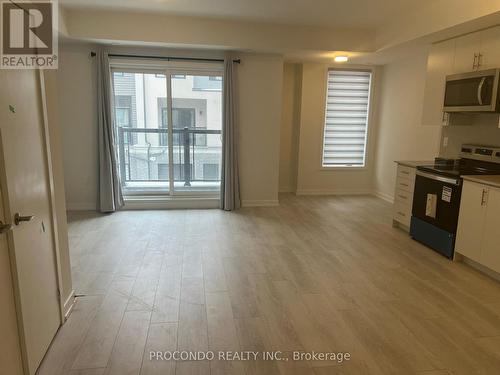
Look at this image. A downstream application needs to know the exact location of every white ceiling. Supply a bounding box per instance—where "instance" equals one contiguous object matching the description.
[60,0,436,28]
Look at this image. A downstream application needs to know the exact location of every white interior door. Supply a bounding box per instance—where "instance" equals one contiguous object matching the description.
[0,70,61,375]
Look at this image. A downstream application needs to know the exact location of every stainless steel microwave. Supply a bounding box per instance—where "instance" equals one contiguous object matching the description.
[443,69,500,112]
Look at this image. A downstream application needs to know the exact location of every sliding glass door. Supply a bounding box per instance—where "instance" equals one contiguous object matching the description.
[112,72,170,194]
[111,65,223,197]
[171,74,222,193]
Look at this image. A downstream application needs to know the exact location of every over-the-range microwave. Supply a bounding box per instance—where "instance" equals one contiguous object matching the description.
[443,68,500,112]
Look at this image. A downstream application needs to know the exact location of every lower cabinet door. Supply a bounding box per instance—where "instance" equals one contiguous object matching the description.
[480,187,500,273]
[455,181,487,261]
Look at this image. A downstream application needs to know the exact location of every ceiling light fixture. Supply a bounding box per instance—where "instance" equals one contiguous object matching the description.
[334,56,349,63]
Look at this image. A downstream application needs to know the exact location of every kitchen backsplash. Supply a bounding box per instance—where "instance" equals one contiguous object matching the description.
[440,113,500,158]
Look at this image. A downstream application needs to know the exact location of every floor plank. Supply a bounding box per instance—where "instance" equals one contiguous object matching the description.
[105,310,151,375]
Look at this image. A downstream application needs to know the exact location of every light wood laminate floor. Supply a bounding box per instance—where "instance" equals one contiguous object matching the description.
[38,194,500,375]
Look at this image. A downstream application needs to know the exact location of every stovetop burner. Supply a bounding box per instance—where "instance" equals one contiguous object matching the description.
[417,157,500,178]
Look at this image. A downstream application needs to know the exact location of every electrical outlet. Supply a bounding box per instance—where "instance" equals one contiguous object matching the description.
[443,137,449,147]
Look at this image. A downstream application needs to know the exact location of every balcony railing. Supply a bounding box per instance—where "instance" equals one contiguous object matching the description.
[117,127,222,189]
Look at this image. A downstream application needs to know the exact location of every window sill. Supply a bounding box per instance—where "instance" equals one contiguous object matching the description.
[320,166,367,171]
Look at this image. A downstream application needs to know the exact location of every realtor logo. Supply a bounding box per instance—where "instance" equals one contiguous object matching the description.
[1,0,58,69]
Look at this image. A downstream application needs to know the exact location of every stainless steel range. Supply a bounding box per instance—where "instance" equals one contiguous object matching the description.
[410,144,500,259]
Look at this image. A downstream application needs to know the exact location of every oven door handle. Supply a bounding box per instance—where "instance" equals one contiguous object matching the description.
[416,170,461,185]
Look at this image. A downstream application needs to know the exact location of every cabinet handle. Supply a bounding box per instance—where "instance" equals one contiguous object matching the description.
[478,53,483,69]
[398,195,407,200]
[397,212,406,217]
[481,189,488,206]
[401,170,410,175]
[473,53,478,70]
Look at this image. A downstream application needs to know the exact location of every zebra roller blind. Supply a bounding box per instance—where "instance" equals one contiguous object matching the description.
[322,69,372,167]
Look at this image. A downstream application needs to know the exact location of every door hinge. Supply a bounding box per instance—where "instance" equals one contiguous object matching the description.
[57,289,62,302]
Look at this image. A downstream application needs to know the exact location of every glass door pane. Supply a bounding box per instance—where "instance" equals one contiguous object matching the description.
[171,74,223,194]
[112,71,170,195]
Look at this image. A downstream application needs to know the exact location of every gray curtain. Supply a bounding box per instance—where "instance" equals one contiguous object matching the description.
[220,56,241,210]
[96,49,124,213]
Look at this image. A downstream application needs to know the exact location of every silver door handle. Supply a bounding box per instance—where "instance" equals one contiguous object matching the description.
[473,53,478,70]
[14,213,35,226]
[0,221,13,234]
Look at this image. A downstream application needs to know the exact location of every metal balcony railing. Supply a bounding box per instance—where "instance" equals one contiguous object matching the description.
[117,127,222,187]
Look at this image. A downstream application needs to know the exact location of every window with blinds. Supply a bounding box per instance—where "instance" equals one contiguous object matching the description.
[322,69,372,167]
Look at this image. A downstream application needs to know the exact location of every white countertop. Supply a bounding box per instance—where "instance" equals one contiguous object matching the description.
[462,175,500,188]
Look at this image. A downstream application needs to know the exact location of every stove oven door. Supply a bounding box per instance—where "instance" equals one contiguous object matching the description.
[410,171,462,258]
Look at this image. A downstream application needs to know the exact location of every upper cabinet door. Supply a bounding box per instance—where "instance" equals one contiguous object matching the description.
[453,32,481,73]
[480,187,500,274]
[478,26,500,70]
[421,39,455,126]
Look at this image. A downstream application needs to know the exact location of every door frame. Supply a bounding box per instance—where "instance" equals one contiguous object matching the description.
[0,136,24,375]
[39,70,75,322]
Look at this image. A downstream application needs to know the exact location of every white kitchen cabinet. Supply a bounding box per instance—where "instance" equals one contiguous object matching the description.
[421,26,500,127]
[479,188,500,273]
[478,26,500,70]
[421,39,455,126]
[455,181,488,261]
[453,26,500,73]
[453,32,482,73]
[456,180,500,274]
[392,163,416,230]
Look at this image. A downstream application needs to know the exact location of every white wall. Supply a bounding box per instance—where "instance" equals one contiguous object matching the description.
[373,48,442,201]
[64,7,374,55]
[440,114,500,158]
[279,63,301,193]
[57,43,98,210]
[57,44,283,208]
[295,62,379,195]
[237,53,283,206]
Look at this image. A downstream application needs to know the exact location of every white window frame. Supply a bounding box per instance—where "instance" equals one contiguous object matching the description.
[320,66,376,170]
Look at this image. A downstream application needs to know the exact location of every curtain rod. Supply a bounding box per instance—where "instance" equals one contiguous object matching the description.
[90,51,240,64]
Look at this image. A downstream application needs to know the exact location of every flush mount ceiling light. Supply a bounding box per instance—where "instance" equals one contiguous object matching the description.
[334,56,349,62]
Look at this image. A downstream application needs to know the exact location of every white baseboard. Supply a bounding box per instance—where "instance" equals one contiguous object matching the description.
[372,190,394,203]
[462,257,500,282]
[63,290,75,322]
[66,202,97,211]
[295,188,372,196]
[279,187,295,193]
[241,199,279,207]
[68,198,281,210]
